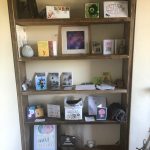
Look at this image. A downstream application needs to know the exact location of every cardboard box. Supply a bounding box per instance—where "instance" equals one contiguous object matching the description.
[64,97,83,120]
[46,6,70,19]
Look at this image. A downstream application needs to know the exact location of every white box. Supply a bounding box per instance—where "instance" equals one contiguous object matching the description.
[104,1,128,18]
[46,6,70,19]
[64,97,83,120]
[103,39,114,55]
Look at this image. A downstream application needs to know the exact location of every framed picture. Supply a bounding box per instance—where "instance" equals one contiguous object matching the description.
[85,3,100,18]
[104,1,128,18]
[48,72,60,87]
[103,39,114,55]
[61,72,72,86]
[34,125,57,150]
[61,26,89,54]
[92,41,102,54]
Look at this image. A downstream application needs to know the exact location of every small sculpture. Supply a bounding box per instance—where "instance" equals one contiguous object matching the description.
[21,45,34,57]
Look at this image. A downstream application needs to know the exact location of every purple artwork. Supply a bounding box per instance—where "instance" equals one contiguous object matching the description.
[67,31,85,49]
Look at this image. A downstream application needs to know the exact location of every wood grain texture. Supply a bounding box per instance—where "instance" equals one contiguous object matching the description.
[15,18,131,26]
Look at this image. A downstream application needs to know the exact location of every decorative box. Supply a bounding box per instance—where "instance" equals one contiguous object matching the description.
[46,6,70,19]
[35,73,47,90]
[64,97,83,120]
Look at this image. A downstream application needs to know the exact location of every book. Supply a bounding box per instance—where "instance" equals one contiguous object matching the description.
[34,125,57,150]
[37,41,49,57]
[115,39,126,54]
[103,40,114,55]
[49,41,57,56]
[104,1,128,18]
[75,84,96,90]
[96,84,115,90]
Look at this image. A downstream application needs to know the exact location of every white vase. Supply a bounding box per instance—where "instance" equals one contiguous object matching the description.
[22,45,34,57]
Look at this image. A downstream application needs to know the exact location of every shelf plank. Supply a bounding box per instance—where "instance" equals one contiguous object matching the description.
[25,118,123,125]
[21,88,127,95]
[16,18,131,26]
[18,54,129,62]
[79,145,120,150]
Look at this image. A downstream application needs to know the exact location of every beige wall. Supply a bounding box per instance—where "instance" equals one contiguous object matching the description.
[0,0,21,150]
[0,0,150,150]
[129,0,150,149]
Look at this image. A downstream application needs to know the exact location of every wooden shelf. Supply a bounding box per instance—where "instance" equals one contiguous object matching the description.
[16,18,131,26]
[18,54,129,62]
[79,145,120,150]
[25,118,123,125]
[21,88,127,96]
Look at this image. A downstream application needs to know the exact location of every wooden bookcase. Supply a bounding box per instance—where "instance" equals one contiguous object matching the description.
[7,0,137,150]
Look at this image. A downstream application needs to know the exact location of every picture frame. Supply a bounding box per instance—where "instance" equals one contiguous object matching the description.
[47,72,60,87]
[85,3,100,18]
[104,1,128,18]
[61,26,89,54]
[92,41,103,54]
[60,72,72,87]
[34,125,57,150]
[103,39,114,55]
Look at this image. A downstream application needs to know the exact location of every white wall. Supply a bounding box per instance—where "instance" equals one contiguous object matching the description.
[129,0,150,149]
[0,0,21,150]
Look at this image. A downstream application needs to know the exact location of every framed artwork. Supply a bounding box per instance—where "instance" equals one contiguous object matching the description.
[92,41,102,54]
[61,72,72,86]
[48,73,60,87]
[61,26,89,54]
[34,125,57,150]
[85,3,100,18]
[104,1,128,18]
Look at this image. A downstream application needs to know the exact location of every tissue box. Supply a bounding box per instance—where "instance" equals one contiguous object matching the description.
[64,97,83,120]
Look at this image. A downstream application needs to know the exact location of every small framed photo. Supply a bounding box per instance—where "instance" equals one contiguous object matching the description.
[61,26,89,54]
[96,107,107,120]
[103,39,114,55]
[48,73,60,87]
[61,72,72,86]
[92,41,102,54]
[115,39,126,54]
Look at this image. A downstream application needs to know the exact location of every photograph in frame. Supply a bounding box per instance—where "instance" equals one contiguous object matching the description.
[61,26,89,54]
